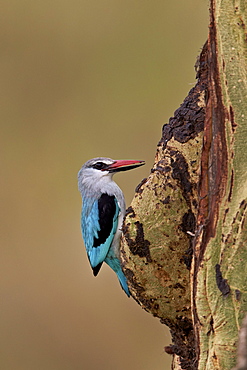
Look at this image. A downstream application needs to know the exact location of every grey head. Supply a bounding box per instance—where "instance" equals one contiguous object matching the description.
[78,157,145,197]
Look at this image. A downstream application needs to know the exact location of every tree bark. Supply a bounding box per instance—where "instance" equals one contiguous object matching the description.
[120,0,247,369]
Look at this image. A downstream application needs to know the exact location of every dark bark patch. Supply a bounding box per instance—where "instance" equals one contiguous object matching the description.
[161,316,196,370]
[228,170,234,202]
[135,177,147,194]
[164,345,175,355]
[235,289,241,301]
[181,210,196,269]
[125,206,136,218]
[207,317,214,335]
[229,105,237,132]
[122,220,152,263]
[164,165,172,173]
[131,221,152,262]
[240,199,247,209]
[161,195,171,204]
[173,282,185,290]
[215,264,230,296]
[183,248,193,269]
[223,207,229,224]
[170,151,193,204]
[181,210,196,234]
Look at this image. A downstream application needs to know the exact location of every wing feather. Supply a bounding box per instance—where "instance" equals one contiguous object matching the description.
[81,194,120,274]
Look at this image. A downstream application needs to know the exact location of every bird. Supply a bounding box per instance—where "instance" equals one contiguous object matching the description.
[78,157,145,296]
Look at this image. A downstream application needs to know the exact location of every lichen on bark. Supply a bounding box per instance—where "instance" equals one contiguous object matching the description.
[120,42,208,368]
[192,1,247,369]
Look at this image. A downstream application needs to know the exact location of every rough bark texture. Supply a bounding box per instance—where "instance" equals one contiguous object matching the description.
[120,0,247,369]
[233,315,247,370]
[121,43,208,369]
[193,0,247,369]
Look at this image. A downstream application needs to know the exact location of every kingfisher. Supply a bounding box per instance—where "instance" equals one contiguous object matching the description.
[78,157,145,296]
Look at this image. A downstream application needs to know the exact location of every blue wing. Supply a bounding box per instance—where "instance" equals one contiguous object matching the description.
[81,194,120,275]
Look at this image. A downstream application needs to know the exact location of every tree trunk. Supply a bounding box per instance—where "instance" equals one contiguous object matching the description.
[120,0,247,369]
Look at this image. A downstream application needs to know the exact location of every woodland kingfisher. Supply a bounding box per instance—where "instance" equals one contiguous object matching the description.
[78,157,145,296]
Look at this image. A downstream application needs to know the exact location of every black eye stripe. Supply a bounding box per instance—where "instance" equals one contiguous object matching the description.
[92,162,107,170]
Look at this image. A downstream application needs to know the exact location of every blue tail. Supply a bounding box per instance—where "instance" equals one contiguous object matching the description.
[105,257,130,297]
[116,267,130,297]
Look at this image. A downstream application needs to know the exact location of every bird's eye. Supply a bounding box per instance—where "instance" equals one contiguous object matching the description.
[92,162,106,170]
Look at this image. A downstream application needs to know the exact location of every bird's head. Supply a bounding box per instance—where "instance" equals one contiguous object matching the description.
[78,157,145,191]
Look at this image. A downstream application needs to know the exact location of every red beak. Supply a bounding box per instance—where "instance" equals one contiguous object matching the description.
[105,160,145,173]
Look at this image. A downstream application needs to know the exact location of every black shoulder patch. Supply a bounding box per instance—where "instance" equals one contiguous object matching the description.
[93,193,117,249]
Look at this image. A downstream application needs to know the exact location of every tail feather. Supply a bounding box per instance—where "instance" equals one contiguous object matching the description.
[92,262,103,276]
[116,268,130,297]
[105,257,130,297]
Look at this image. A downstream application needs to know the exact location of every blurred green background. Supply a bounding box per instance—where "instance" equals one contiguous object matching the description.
[1,1,208,369]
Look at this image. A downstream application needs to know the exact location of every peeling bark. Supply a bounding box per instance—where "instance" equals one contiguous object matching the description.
[192,0,247,368]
